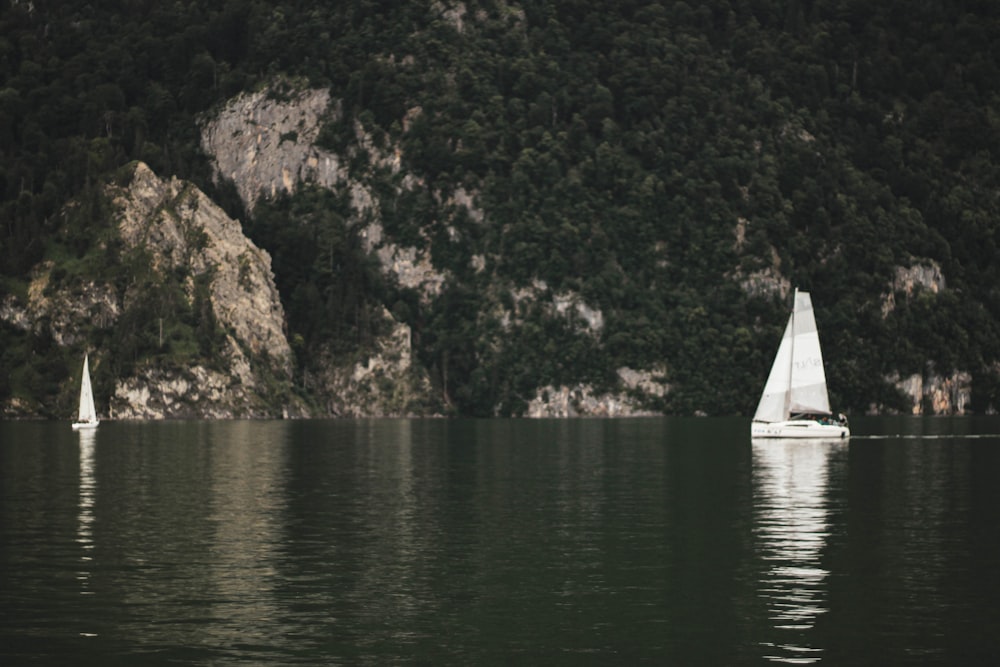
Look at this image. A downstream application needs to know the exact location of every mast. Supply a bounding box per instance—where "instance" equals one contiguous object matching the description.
[784,288,797,418]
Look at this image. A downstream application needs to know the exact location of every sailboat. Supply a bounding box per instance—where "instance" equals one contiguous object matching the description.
[71,354,99,430]
[751,289,849,439]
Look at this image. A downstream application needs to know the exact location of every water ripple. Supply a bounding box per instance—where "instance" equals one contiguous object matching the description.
[753,440,844,664]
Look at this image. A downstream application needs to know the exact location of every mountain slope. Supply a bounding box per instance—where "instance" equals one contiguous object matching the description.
[1,1,999,417]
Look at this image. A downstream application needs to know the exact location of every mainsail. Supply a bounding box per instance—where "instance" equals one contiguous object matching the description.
[753,290,831,423]
[77,354,97,424]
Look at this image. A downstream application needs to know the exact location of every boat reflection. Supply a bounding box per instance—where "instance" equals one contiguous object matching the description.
[752,438,844,664]
[77,429,97,596]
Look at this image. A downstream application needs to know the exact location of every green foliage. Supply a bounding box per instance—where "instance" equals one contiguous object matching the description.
[0,322,68,418]
[246,187,386,371]
[3,1,1000,415]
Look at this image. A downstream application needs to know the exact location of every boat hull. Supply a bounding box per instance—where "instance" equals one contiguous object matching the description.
[751,420,849,439]
[72,421,99,431]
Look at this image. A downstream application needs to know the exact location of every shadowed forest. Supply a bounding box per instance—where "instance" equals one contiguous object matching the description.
[2,0,999,416]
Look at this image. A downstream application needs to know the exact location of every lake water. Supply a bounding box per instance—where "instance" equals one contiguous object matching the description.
[1,417,999,665]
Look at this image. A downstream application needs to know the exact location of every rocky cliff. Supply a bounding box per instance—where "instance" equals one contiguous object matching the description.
[109,162,299,418]
[314,308,438,417]
[201,83,448,304]
[117,163,292,373]
[200,82,444,415]
[884,369,972,415]
[6,77,970,419]
[525,367,669,418]
[201,86,344,211]
[200,80,986,419]
[198,81,670,417]
[197,79,999,421]
[1,162,304,419]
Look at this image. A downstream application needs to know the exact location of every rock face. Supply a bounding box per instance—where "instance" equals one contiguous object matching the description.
[738,266,790,301]
[201,86,344,210]
[108,162,297,418]
[525,367,668,418]
[202,75,662,418]
[502,279,604,335]
[881,260,945,316]
[113,363,256,420]
[361,221,447,304]
[316,308,438,417]
[885,370,972,415]
[200,82,449,414]
[1,161,300,419]
[117,163,292,373]
[1,262,119,347]
[202,83,449,306]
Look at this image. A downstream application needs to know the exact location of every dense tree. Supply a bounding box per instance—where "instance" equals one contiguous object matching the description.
[2,1,999,415]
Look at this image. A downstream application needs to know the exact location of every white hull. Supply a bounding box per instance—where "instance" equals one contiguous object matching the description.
[751,420,849,439]
[72,420,99,431]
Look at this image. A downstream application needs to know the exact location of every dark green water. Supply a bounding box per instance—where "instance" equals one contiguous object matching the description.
[1,417,998,664]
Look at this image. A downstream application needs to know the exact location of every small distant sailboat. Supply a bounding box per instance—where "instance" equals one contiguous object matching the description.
[72,354,99,431]
[751,289,849,439]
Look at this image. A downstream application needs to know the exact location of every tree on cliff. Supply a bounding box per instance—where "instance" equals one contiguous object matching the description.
[2,1,999,416]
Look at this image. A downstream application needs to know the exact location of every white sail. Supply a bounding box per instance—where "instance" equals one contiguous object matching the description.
[73,354,99,429]
[753,317,794,423]
[753,291,831,423]
[786,291,831,416]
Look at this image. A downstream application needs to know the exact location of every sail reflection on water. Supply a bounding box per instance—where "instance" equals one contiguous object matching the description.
[76,429,97,598]
[752,439,844,664]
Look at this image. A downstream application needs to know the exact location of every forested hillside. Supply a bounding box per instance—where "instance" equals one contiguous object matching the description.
[2,0,999,417]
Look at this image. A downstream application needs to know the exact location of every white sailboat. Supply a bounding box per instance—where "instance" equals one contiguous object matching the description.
[751,290,849,439]
[71,354,99,431]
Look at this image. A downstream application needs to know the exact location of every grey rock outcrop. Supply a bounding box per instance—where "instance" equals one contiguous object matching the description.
[201,82,450,305]
[113,362,255,420]
[502,279,605,335]
[312,308,438,417]
[738,266,791,301]
[199,81,451,414]
[1,262,119,347]
[117,162,292,373]
[0,161,300,419]
[524,367,668,417]
[884,369,972,415]
[108,162,297,418]
[201,86,344,210]
[881,260,946,316]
